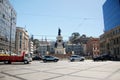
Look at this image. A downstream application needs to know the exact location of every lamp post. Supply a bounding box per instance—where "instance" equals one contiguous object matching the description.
[72,44,74,55]
[9,9,13,55]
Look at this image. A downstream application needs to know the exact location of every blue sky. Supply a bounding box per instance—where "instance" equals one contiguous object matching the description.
[10,0,106,41]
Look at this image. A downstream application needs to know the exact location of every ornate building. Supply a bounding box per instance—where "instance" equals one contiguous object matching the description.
[100,26,120,59]
[37,38,49,55]
[87,38,100,57]
[15,27,29,54]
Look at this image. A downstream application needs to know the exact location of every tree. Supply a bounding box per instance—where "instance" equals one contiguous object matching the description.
[69,32,80,44]
[72,32,80,38]
[81,34,86,38]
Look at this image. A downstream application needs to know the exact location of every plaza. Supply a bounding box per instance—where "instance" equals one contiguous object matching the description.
[0,60,120,80]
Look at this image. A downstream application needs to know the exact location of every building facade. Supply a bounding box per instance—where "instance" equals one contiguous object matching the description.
[37,40,49,56]
[15,27,29,54]
[87,38,100,57]
[49,41,55,54]
[0,0,16,52]
[66,44,83,55]
[100,26,120,59]
[29,40,34,54]
[100,0,120,60]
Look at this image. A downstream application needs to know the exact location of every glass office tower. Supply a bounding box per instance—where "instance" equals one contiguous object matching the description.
[103,0,120,32]
[100,0,120,60]
[0,0,16,52]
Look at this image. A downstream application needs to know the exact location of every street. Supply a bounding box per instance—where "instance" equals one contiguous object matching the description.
[0,60,120,80]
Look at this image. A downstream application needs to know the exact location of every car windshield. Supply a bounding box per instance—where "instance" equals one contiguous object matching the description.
[45,56,53,58]
[71,55,79,57]
[25,54,31,58]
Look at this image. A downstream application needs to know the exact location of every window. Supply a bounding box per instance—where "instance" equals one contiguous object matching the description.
[19,41,22,49]
[2,14,5,19]
[0,0,3,3]
[117,38,119,44]
[19,32,22,39]
[119,0,120,5]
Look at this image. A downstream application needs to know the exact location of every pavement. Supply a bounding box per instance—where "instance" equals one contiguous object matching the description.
[0,60,120,80]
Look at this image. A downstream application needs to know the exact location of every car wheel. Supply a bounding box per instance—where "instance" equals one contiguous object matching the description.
[54,59,58,62]
[71,59,74,62]
[24,60,29,64]
[43,60,47,63]
[80,59,84,61]
[4,61,8,64]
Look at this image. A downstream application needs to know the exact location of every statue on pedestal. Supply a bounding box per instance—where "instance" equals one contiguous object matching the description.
[55,28,66,54]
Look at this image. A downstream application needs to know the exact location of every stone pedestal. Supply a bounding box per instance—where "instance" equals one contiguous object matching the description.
[55,35,66,54]
[55,48,66,54]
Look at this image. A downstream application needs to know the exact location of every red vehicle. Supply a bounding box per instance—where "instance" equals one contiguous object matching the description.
[0,52,31,64]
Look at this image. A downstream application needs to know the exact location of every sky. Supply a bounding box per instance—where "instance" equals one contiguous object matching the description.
[10,0,106,41]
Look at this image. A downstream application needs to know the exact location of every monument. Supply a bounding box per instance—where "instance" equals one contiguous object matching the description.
[55,28,66,54]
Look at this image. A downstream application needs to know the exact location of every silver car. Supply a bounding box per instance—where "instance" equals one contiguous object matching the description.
[69,55,85,62]
[42,55,59,62]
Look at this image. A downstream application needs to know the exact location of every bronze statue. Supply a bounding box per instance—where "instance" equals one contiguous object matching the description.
[58,28,61,36]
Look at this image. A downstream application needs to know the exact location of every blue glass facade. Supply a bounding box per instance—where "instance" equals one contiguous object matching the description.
[0,0,16,51]
[103,0,120,32]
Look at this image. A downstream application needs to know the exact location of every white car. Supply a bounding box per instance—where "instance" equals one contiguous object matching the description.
[69,55,85,62]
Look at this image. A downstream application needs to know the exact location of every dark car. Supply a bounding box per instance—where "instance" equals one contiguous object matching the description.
[93,55,103,61]
[93,54,114,61]
[42,55,59,62]
[69,55,85,62]
[32,56,42,60]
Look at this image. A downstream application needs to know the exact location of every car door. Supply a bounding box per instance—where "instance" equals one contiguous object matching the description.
[46,56,51,61]
[48,56,54,61]
[75,55,80,61]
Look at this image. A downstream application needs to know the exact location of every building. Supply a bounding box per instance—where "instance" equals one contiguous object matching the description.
[29,40,34,54]
[0,0,16,52]
[100,0,120,60]
[103,0,120,32]
[37,39,49,55]
[87,38,100,57]
[69,34,90,55]
[66,43,83,55]
[15,27,29,54]
[49,41,55,54]
[100,27,120,59]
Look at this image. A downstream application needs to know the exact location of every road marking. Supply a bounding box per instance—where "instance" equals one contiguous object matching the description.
[1,71,27,80]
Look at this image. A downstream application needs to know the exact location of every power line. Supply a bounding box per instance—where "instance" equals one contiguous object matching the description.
[33,34,69,37]
[73,18,96,31]
[17,12,96,20]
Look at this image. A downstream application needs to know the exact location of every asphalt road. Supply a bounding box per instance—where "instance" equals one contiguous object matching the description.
[0,60,120,80]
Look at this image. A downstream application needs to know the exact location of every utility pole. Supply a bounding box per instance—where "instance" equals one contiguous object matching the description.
[9,9,12,55]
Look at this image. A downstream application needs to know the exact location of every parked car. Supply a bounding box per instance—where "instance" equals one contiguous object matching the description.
[92,55,103,61]
[32,56,42,60]
[93,53,114,61]
[42,55,59,62]
[69,55,85,62]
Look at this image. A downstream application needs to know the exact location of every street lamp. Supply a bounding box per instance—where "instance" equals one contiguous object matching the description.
[72,44,74,55]
[9,9,13,55]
